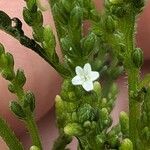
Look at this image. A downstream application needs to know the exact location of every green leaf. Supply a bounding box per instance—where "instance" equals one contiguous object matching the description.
[140,74,150,89]
[0,11,11,28]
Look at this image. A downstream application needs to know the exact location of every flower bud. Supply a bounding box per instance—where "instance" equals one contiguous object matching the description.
[64,123,83,136]
[109,0,123,4]
[2,53,14,68]
[119,111,129,136]
[105,16,116,33]
[93,81,102,96]
[8,83,16,93]
[141,127,150,141]
[60,37,74,55]
[55,95,65,114]
[132,48,143,68]
[78,104,95,123]
[30,145,40,150]
[119,138,133,150]
[34,11,43,26]
[27,0,37,12]
[52,4,68,25]
[1,69,14,81]
[15,69,26,87]
[23,8,33,26]
[23,92,35,112]
[10,101,26,119]
[83,121,91,128]
[70,6,83,29]
[61,0,72,13]
[81,32,96,55]
[96,135,104,144]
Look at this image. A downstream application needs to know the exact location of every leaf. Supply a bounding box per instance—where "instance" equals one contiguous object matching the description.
[0,11,11,28]
[140,74,150,89]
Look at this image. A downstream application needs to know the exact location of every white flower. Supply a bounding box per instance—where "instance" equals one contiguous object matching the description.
[71,63,99,92]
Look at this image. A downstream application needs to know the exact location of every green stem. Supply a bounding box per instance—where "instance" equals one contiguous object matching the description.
[122,13,141,149]
[0,116,24,150]
[25,113,42,149]
[127,68,140,150]
[52,132,72,150]
[16,89,42,149]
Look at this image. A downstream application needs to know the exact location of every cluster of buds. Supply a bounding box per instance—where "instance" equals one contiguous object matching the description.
[0,44,35,120]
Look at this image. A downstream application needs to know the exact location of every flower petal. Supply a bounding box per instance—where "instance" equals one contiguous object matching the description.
[82,81,93,91]
[83,63,91,74]
[72,75,83,85]
[75,66,84,76]
[90,71,99,81]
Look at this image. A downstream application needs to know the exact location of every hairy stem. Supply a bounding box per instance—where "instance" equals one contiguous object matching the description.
[25,113,42,149]
[0,117,24,150]
[123,13,141,149]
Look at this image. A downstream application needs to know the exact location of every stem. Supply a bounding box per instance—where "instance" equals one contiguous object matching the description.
[0,116,24,150]
[16,89,42,149]
[25,113,42,149]
[122,13,141,149]
[52,132,72,150]
[127,68,140,150]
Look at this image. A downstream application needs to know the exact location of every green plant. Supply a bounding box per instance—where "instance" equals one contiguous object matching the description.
[0,0,149,149]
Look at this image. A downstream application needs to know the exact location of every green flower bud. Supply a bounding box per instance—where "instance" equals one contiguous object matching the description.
[71,112,78,121]
[27,0,37,12]
[15,69,26,87]
[109,0,123,4]
[70,6,83,29]
[30,145,40,150]
[60,36,74,56]
[83,121,91,128]
[141,127,150,141]
[61,0,72,13]
[23,92,35,112]
[96,135,104,144]
[107,130,119,147]
[23,8,33,26]
[10,101,26,119]
[43,26,56,57]
[105,16,116,33]
[119,138,133,150]
[52,4,68,25]
[43,25,54,43]
[1,53,14,68]
[119,111,129,136]
[132,48,143,68]
[78,104,96,123]
[8,83,16,93]
[90,9,100,21]
[100,108,109,120]
[81,32,96,55]
[64,123,83,136]
[1,69,14,81]
[101,98,107,107]
[93,81,102,96]
[34,11,43,26]
[55,95,65,114]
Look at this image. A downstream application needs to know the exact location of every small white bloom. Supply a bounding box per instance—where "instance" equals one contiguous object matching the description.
[72,63,99,92]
